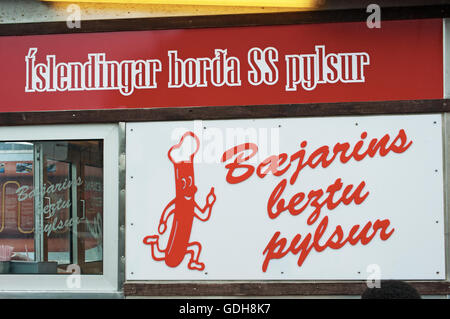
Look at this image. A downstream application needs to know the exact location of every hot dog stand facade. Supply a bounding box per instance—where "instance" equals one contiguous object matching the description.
[0,1,449,298]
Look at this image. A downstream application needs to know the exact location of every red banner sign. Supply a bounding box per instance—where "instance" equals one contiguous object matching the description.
[0,19,443,112]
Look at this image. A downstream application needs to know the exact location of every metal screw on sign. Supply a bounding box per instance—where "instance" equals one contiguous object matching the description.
[366,4,381,29]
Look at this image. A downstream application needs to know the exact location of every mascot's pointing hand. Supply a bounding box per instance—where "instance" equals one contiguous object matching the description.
[207,187,216,207]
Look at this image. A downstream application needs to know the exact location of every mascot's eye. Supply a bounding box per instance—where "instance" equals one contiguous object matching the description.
[188,176,192,186]
[181,178,187,189]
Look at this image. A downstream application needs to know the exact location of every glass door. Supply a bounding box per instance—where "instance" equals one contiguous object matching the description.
[0,140,104,275]
[0,124,119,292]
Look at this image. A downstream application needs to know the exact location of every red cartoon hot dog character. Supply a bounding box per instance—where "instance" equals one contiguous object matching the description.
[143,131,216,271]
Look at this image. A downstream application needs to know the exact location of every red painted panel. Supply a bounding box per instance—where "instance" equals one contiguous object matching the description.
[0,19,443,112]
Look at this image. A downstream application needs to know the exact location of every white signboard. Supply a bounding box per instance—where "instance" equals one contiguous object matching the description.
[126,114,445,280]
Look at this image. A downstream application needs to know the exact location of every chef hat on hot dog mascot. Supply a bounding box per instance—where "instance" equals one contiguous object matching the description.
[168,131,200,197]
[168,131,200,164]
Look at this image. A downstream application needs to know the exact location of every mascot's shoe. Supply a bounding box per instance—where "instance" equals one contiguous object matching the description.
[188,260,205,271]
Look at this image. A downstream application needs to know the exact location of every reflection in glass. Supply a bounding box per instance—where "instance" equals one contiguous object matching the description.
[0,141,103,275]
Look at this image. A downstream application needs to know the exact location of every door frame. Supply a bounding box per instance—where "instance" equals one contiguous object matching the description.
[0,124,119,292]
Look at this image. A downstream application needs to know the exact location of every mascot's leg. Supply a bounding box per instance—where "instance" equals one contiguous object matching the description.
[143,235,165,261]
[186,241,205,271]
